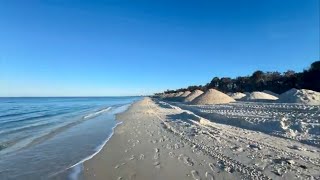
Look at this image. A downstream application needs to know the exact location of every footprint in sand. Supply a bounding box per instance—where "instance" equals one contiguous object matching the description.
[166,144,172,149]
[153,148,160,160]
[153,161,161,168]
[129,155,135,160]
[169,152,175,158]
[178,154,194,166]
[139,154,145,160]
[174,143,181,149]
[209,163,214,170]
[115,162,127,169]
[191,170,201,180]
[205,172,214,180]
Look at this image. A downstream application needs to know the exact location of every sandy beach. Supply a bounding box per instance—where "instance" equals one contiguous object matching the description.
[83,97,320,180]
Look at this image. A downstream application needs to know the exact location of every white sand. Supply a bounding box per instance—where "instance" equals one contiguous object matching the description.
[263,90,279,97]
[192,89,236,105]
[183,90,204,103]
[174,92,184,97]
[229,92,246,100]
[180,91,191,97]
[241,91,278,101]
[84,98,320,180]
[277,88,320,105]
[164,93,175,98]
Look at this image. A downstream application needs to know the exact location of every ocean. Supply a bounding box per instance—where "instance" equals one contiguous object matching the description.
[0,97,140,179]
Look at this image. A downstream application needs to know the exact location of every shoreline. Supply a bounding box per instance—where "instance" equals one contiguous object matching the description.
[61,103,135,180]
[67,121,123,179]
[83,97,320,180]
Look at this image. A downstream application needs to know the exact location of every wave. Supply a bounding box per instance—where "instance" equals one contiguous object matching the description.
[17,107,113,150]
[0,109,70,126]
[0,106,113,155]
[83,107,111,119]
[0,110,45,119]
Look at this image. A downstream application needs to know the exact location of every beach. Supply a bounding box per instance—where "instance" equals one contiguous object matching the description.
[83,97,320,180]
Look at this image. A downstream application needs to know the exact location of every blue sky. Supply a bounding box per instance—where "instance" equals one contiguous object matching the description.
[0,0,319,96]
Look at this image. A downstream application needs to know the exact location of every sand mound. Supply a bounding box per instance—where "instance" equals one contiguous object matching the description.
[277,88,320,105]
[183,90,204,102]
[191,89,235,105]
[164,93,175,98]
[241,91,278,101]
[180,91,191,97]
[229,92,246,100]
[174,92,184,97]
[263,90,279,97]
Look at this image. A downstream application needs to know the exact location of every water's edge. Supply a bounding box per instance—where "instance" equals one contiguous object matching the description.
[68,121,123,180]
[66,101,135,180]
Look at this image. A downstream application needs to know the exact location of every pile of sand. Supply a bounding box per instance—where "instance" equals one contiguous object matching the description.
[229,92,246,100]
[180,91,191,97]
[164,93,175,98]
[191,89,236,105]
[183,90,204,102]
[174,92,184,97]
[263,90,279,97]
[277,88,320,105]
[241,91,278,101]
[158,94,166,98]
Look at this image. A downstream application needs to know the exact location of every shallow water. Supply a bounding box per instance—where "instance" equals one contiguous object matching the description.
[0,97,140,179]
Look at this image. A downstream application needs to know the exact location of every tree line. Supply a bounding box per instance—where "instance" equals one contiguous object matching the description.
[159,60,320,95]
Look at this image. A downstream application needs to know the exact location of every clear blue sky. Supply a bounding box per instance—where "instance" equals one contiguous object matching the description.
[1,0,319,96]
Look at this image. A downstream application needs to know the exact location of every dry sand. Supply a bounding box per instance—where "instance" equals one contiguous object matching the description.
[174,92,184,97]
[241,91,278,101]
[84,98,320,180]
[180,91,191,97]
[263,90,279,97]
[184,90,204,102]
[229,92,246,100]
[277,88,320,105]
[192,89,235,105]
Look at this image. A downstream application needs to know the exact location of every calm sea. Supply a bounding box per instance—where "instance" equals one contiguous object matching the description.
[0,97,140,180]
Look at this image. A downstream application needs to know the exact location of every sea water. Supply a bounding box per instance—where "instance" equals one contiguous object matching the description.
[0,97,140,179]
